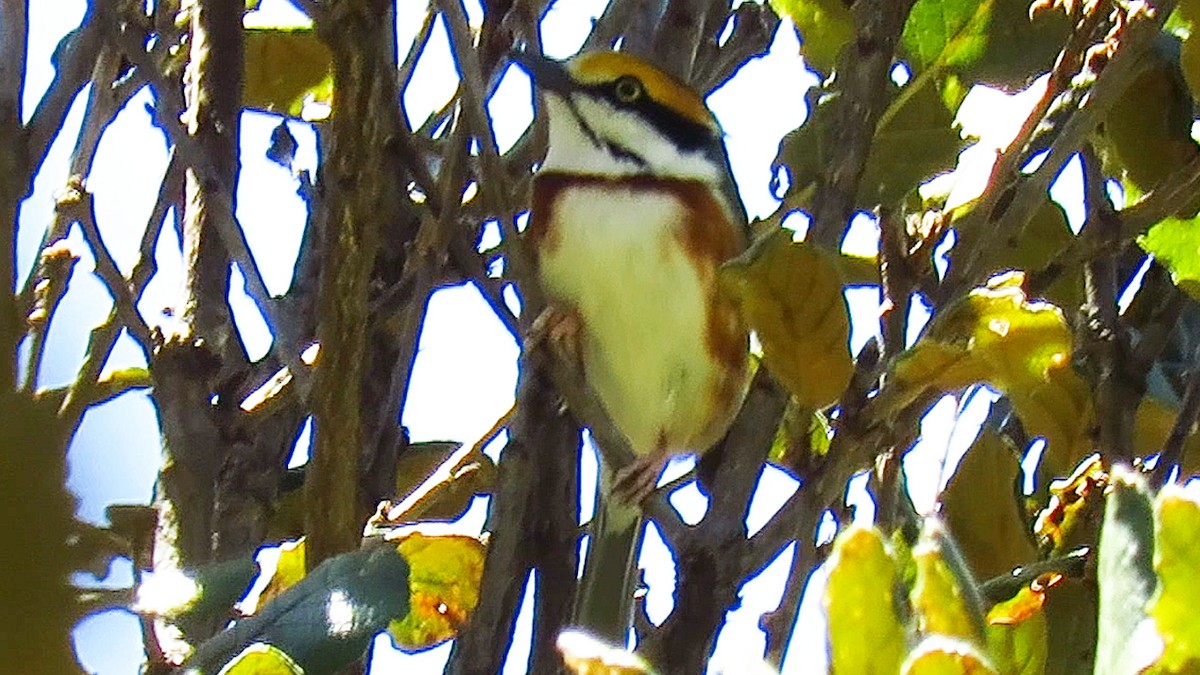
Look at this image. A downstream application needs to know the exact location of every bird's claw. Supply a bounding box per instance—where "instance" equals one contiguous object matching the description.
[611,454,668,507]
[529,303,584,372]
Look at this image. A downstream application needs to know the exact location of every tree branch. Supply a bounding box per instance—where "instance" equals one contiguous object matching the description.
[306,0,406,567]
[807,0,918,250]
[0,0,28,389]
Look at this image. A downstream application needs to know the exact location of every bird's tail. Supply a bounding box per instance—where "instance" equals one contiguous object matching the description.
[573,494,643,645]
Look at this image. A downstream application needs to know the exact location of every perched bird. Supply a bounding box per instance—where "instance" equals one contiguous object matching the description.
[512,49,751,640]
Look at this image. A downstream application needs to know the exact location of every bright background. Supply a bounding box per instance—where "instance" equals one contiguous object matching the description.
[16,1,1081,672]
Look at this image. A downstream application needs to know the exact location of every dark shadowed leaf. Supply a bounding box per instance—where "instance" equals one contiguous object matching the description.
[186,545,410,675]
[775,77,962,212]
[1104,33,1200,217]
[941,428,1037,581]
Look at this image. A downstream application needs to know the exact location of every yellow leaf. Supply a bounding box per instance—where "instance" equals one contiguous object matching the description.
[253,539,307,613]
[217,643,304,675]
[1148,484,1200,671]
[986,586,1049,675]
[387,533,485,651]
[884,272,1092,481]
[243,27,333,119]
[721,230,853,408]
[941,429,1037,580]
[825,526,907,674]
[901,636,999,675]
[910,521,985,644]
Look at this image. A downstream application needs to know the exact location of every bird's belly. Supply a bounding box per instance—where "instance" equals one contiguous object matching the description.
[538,185,734,456]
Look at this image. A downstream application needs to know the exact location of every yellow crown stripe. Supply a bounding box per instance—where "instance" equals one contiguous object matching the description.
[566,51,717,130]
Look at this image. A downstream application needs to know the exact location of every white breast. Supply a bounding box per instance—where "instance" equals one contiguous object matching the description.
[538,184,722,457]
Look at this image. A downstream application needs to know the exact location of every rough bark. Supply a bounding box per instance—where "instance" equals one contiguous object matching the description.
[149,0,243,653]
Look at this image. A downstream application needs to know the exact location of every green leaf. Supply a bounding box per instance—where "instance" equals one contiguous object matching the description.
[774,76,962,212]
[941,429,1036,582]
[1148,484,1200,671]
[245,0,263,11]
[1105,33,1200,217]
[902,0,989,73]
[825,526,907,673]
[1094,468,1157,675]
[901,0,1070,90]
[244,27,333,119]
[900,635,998,674]
[1138,214,1200,301]
[768,0,853,74]
[986,587,1049,675]
[768,400,832,475]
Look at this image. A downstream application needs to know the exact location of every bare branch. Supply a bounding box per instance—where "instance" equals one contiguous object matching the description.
[25,2,107,189]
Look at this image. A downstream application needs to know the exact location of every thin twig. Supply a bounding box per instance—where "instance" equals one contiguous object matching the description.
[978,547,1090,605]
[1078,145,1136,462]
[946,5,1170,300]
[1150,340,1200,488]
[60,183,153,348]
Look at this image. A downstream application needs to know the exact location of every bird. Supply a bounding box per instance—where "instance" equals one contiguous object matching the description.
[511,48,751,641]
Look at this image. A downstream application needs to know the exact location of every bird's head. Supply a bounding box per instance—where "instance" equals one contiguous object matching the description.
[512,50,730,184]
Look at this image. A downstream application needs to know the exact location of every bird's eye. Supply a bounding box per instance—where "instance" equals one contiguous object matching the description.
[613,76,644,103]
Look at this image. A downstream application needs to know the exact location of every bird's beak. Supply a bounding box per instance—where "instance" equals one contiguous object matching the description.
[510,49,574,95]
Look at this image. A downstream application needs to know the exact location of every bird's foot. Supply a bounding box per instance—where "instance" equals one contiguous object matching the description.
[529,303,584,371]
[612,453,669,507]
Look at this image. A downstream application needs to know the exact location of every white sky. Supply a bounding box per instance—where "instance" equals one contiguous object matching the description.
[15,1,1077,673]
